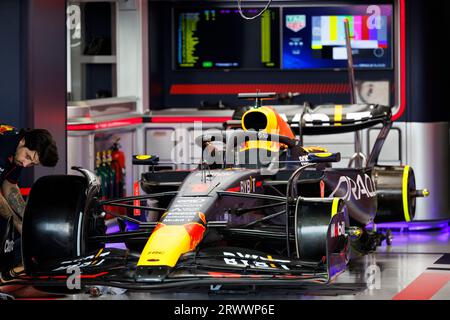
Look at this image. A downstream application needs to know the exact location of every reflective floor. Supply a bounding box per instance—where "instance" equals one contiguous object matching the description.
[60,226,450,300]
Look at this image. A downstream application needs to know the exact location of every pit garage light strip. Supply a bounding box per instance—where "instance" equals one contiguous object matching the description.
[67,116,233,130]
[150,117,232,123]
[67,117,143,131]
[170,83,353,95]
[392,0,406,121]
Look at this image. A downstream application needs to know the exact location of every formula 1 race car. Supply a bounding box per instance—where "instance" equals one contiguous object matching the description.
[0,93,428,294]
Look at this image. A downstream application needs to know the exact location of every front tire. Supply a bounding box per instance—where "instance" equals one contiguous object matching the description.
[22,175,90,274]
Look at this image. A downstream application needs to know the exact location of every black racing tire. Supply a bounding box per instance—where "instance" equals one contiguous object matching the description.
[22,175,90,275]
[373,165,417,223]
[295,198,349,263]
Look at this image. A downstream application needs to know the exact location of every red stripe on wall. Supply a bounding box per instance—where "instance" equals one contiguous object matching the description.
[16,297,60,301]
[392,0,406,121]
[392,272,450,300]
[67,117,143,131]
[151,117,232,123]
[170,84,351,95]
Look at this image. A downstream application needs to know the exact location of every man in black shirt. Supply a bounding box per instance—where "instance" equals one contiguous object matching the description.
[0,125,58,234]
[0,125,58,298]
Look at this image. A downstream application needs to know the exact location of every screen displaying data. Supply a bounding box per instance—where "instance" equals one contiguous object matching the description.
[173,4,393,70]
[174,7,280,70]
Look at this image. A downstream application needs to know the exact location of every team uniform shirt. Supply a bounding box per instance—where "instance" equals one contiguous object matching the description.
[0,125,22,272]
[0,125,22,186]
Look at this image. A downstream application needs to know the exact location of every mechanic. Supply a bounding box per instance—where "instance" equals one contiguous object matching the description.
[0,125,58,234]
[0,125,58,299]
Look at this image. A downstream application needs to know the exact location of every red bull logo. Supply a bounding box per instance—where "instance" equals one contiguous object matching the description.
[0,125,14,135]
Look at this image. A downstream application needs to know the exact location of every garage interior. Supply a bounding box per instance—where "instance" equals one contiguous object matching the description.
[0,0,449,302]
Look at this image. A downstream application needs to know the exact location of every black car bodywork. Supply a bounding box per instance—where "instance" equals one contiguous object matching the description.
[0,97,427,293]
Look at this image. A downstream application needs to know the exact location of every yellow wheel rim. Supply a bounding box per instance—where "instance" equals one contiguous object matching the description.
[331,198,340,218]
[402,165,411,222]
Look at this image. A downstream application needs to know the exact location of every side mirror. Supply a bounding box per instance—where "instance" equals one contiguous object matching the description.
[299,152,341,165]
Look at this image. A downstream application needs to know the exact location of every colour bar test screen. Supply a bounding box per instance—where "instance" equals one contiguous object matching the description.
[282,5,393,69]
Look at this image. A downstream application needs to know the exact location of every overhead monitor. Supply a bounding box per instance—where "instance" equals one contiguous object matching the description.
[282,5,393,69]
[174,7,280,70]
[172,4,393,70]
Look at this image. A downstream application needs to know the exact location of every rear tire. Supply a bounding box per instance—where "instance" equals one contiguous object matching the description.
[374,165,417,222]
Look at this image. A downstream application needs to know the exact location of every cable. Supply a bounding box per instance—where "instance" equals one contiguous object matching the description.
[237,0,273,20]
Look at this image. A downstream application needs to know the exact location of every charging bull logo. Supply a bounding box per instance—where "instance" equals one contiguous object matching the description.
[0,125,14,135]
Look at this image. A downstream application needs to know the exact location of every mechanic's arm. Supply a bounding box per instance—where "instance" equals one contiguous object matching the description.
[1,180,25,234]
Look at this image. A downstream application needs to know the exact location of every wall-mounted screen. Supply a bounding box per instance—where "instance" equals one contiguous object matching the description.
[151,2,397,108]
[282,5,393,69]
[174,7,280,70]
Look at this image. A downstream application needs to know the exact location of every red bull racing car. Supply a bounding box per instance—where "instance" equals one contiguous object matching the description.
[0,93,428,293]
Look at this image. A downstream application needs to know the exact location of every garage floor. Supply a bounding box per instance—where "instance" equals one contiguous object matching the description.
[58,226,450,301]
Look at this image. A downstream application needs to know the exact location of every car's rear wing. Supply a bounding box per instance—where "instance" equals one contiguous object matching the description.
[296,103,392,135]
[227,103,392,135]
